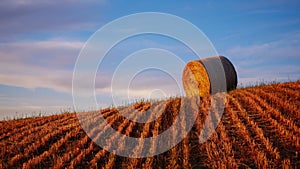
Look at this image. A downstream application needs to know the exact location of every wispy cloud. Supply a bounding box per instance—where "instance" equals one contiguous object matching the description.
[227,33,300,62]
[0,38,186,99]
[0,0,106,41]
[225,35,300,84]
[248,9,282,14]
[0,39,84,93]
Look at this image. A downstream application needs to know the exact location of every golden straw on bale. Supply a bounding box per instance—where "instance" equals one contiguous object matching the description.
[182,56,237,97]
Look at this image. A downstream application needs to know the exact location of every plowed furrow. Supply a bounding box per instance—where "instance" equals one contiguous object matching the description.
[52,109,113,169]
[1,116,76,156]
[2,117,78,166]
[266,84,300,102]
[0,115,55,140]
[222,99,269,168]
[234,91,299,164]
[242,90,300,137]
[99,111,143,168]
[8,122,78,168]
[21,125,83,169]
[246,88,300,126]
[67,109,119,168]
[228,94,280,163]
[128,102,165,168]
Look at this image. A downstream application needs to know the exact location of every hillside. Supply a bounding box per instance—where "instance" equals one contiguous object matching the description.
[0,81,299,168]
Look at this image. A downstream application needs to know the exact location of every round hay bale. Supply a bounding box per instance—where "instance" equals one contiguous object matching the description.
[182,56,237,97]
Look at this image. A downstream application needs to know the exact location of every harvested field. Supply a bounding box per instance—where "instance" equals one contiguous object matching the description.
[0,81,299,168]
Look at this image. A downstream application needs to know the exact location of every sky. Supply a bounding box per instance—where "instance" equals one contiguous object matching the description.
[0,0,299,120]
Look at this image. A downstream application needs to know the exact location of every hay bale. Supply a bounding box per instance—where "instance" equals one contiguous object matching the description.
[182,56,237,97]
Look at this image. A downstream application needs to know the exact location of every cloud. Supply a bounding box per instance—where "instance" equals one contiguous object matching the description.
[248,9,282,14]
[0,39,83,68]
[225,36,300,85]
[0,39,84,93]
[227,37,300,63]
[0,0,106,41]
[0,38,182,97]
[0,37,188,97]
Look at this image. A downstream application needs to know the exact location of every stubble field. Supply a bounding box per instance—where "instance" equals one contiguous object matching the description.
[0,81,299,168]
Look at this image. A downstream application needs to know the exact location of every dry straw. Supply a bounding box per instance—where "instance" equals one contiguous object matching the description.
[182,56,237,97]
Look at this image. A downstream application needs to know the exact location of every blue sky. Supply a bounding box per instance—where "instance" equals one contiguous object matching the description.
[0,0,299,120]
